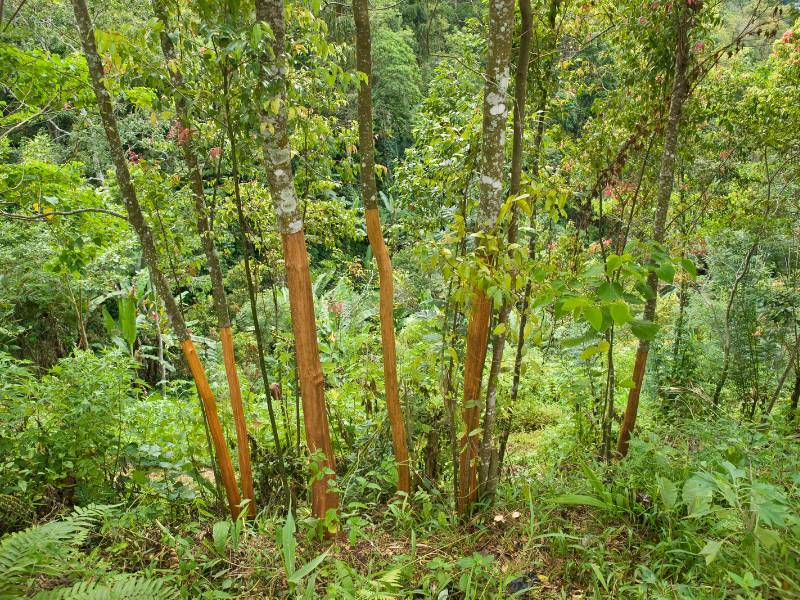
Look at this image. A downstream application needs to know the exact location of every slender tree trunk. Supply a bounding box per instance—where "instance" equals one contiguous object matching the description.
[352,0,410,495]
[711,241,758,407]
[254,0,337,520]
[151,0,255,517]
[617,6,691,458]
[457,0,515,516]
[788,370,800,423]
[764,342,799,417]
[479,0,533,501]
[219,60,289,505]
[70,0,241,518]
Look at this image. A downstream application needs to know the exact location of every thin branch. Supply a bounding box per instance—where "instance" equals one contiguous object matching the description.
[0,207,127,221]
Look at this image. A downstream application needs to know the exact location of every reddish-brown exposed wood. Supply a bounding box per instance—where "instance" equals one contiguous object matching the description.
[282,230,338,518]
[181,339,241,519]
[457,289,492,513]
[221,327,255,516]
[151,0,256,515]
[365,208,411,494]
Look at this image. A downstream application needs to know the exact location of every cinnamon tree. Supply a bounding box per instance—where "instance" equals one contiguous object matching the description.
[151,0,256,517]
[457,0,515,516]
[616,3,693,457]
[352,0,411,496]
[69,0,241,518]
[253,0,338,521]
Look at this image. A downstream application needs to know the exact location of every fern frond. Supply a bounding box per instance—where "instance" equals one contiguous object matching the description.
[0,504,115,596]
[31,574,179,600]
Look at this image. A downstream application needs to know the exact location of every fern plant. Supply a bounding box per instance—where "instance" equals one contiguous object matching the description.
[0,505,176,600]
[31,575,178,600]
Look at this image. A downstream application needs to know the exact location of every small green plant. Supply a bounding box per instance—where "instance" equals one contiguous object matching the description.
[277,507,329,598]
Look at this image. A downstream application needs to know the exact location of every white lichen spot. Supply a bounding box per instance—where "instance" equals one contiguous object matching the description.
[276,187,297,219]
[490,102,506,116]
[286,218,303,234]
[481,175,502,190]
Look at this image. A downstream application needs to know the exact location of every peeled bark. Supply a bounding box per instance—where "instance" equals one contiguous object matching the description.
[479,0,533,500]
[254,0,337,519]
[457,0,515,516]
[70,0,241,518]
[617,7,691,458]
[353,0,410,495]
[152,0,255,517]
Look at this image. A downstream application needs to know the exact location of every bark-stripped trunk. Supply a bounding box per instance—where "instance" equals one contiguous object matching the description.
[352,0,410,495]
[70,0,241,518]
[151,0,255,517]
[617,7,691,457]
[478,0,533,501]
[254,0,337,520]
[457,0,515,516]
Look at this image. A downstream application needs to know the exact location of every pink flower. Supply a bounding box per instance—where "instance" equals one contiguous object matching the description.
[694,42,705,52]
[602,239,612,247]
[603,184,614,198]
[781,30,794,44]
[209,147,222,159]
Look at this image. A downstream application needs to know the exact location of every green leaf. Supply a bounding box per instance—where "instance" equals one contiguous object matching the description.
[584,305,603,331]
[680,257,697,279]
[597,281,622,301]
[700,539,723,565]
[212,521,230,556]
[288,550,329,585]
[656,476,677,510]
[281,509,296,577]
[547,494,612,510]
[605,254,623,275]
[580,340,609,360]
[630,319,659,341]
[683,476,714,517]
[655,263,675,283]
[609,301,632,325]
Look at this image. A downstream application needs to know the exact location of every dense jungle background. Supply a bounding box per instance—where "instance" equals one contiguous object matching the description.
[1,0,800,597]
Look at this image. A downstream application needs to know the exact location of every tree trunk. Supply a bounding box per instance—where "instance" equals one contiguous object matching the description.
[254,0,337,521]
[479,0,533,501]
[352,0,411,496]
[711,241,758,407]
[617,6,691,458]
[151,0,255,517]
[457,0,515,516]
[788,370,800,423]
[70,0,241,518]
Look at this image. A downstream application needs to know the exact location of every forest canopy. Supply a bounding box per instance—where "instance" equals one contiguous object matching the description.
[1,0,799,597]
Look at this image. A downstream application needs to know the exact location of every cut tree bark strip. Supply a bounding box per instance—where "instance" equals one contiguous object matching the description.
[70,0,241,518]
[353,0,411,495]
